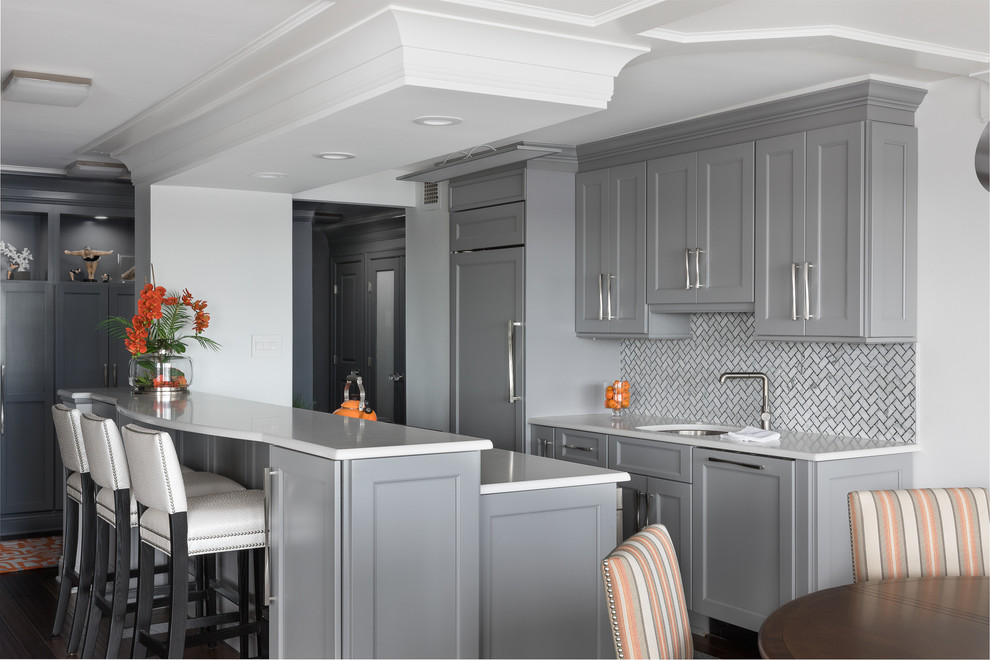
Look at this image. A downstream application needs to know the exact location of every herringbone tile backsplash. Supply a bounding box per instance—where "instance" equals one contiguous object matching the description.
[620,314,916,443]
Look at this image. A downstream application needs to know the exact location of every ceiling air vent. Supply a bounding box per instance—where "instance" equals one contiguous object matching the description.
[422,181,440,209]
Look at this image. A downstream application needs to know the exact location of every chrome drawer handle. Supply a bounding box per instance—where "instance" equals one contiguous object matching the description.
[708,456,765,470]
[563,444,594,452]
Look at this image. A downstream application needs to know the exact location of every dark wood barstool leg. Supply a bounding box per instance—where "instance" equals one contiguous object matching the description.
[68,475,96,654]
[238,550,250,658]
[132,532,155,658]
[82,514,111,658]
[166,515,189,660]
[106,491,132,659]
[53,473,79,637]
[253,547,268,658]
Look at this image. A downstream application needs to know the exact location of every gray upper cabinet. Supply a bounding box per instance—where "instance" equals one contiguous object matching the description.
[755,121,917,341]
[646,142,754,310]
[576,163,647,335]
[55,282,134,390]
[450,201,524,251]
[576,164,690,338]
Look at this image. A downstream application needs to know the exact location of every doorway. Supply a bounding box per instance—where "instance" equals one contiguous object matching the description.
[315,204,406,423]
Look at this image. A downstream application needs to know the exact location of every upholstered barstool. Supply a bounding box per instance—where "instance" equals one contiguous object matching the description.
[848,487,990,582]
[78,412,247,658]
[601,524,693,660]
[51,404,95,654]
[122,424,267,659]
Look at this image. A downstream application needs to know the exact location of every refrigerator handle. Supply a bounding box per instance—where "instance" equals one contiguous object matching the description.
[507,320,523,403]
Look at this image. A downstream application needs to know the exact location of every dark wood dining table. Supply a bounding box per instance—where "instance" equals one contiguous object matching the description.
[758,576,989,659]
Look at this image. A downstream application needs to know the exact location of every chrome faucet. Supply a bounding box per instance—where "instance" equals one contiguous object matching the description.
[719,372,771,430]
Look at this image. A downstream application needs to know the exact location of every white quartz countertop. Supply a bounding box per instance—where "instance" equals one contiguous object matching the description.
[480,448,629,495]
[528,413,920,462]
[60,388,493,460]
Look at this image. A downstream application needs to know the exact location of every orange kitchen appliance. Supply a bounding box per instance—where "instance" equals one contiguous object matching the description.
[333,373,378,421]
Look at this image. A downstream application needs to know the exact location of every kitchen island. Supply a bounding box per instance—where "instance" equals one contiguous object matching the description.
[59,389,628,659]
[529,413,917,634]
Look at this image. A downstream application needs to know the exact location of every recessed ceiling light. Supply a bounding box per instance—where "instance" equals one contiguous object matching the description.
[314,152,356,160]
[94,215,108,220]
[413,116,462,127]
[251,171,288,179]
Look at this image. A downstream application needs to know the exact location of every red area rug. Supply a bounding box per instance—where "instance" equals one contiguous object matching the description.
[0,535,62,573]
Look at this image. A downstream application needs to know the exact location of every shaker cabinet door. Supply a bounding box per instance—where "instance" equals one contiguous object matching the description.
[756,132,807,336]
[606,162,649,333]
[805,122,865,338]
[697,142,754,305]
[575,169,610,334]
[647,152,697,304]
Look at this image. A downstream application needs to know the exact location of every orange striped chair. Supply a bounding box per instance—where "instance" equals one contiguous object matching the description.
[847,487,990,582]
[601,524,693,660]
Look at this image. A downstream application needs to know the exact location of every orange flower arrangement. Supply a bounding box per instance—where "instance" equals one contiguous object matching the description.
[100,278,220,390]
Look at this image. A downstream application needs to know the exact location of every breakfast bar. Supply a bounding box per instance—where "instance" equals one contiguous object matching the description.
[59,388,628,659]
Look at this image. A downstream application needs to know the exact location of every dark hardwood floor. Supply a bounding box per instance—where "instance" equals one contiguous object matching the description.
[0,564,760,659]
[0,566,236,659]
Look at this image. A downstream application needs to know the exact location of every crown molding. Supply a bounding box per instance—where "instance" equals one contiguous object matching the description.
[576,78,928,170]
[83,4,645,186]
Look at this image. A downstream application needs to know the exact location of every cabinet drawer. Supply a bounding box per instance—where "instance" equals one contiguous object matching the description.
[450,202,524,251]
[608,435,692,482]
[449,168,525,211]
[554,429,607,467]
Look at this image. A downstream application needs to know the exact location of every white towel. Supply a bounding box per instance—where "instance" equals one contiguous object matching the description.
[721,425,781,446]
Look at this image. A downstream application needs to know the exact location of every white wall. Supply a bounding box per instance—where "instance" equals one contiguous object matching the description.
[405,185,450,431]
[914,77,990,488]
[149,186,294,405]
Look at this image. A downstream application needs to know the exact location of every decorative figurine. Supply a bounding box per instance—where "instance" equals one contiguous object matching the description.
[101,273,111,283]
[69,267,82,281]
[0,240,34,279]
[121,265,136,281]
[64,247,113,282]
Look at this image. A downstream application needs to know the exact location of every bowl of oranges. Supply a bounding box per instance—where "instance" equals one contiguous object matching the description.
[604,380,630,416]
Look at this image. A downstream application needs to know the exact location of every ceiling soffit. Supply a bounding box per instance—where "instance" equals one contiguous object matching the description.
[83,5,647,186]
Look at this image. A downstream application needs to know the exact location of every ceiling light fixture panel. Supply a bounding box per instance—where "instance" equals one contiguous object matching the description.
[2,70,92,107]
[413,116,462,126]
[251,171,289,179]
[314,152,356,160]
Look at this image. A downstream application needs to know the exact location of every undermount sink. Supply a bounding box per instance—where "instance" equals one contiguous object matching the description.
[635,424,735,437]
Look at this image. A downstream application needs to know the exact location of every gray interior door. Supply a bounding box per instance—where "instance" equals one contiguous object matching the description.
[450,247,524,452]
[368,254,405,424]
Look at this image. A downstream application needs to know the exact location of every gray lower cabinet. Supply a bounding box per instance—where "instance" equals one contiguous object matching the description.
[269,448,481,659]
[646,142,755,310]
[692,448,795,632]
[530,424,554,457]
[480,483,615,659]
[691,446,914,632]
[0,281,57,535]
[555,428,607,467]
[609,435,693,608]
[755,121,917,340]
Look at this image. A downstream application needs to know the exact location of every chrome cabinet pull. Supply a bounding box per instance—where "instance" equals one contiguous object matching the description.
[694,248,704,289]
[507,320,522,403]
[264,467,278,605]
[606,274,614,320]
[791,263,798,321]
[542,438,552,457]
[708,456,766,471]
[684,249,692,290]
[598,273,605,321]
[803,262,814,321]
[1,365,5,435]
[112,363,118,388]
[637,490,649,530]
[103,363,109,387]
[563,443,594,452]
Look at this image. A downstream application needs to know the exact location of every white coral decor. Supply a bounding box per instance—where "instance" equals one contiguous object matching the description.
[0,241,34,271]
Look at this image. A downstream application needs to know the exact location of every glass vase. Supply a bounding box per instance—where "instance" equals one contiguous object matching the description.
[129,353,192,394]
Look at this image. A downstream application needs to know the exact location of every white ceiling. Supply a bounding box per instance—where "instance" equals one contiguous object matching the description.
[1,0,987,202]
